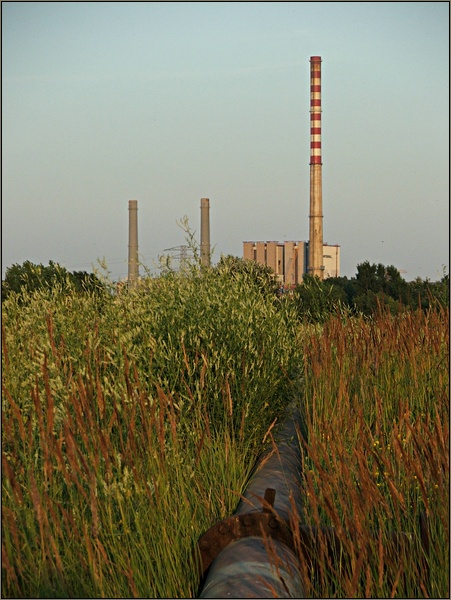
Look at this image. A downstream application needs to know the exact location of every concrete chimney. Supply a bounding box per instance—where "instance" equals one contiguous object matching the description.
[200,198,211,267]
[128,200,139,288]
[308,56,324,279]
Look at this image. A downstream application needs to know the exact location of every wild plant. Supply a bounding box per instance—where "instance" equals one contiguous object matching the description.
[2,260,300,598]
[297,305,449,597]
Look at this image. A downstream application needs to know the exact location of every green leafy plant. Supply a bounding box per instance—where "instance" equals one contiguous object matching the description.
[2,254,300,598]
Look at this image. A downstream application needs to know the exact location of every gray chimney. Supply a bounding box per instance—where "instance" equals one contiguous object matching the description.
[200,198,211,267]
[128,200,139,287]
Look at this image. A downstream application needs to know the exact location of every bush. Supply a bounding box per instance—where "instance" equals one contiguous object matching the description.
[1,259,301,598]
[1,260,107,304]
[292,274,348,322]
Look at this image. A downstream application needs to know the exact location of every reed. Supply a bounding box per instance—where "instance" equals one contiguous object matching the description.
[297,305,449,598]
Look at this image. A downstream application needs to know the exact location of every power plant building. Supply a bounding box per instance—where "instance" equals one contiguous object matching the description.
[323,243,340,279]
[243,241,340,288]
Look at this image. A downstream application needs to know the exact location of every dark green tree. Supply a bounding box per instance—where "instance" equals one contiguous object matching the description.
[407,271,449,310]
[431,271,450,307]
[352,262,409,315]
[355,261,381,295]
[289,262,448,320]
[71,270,108,295]
[2,261,106,303]
[292,274,348,322]
[326,275,358,307]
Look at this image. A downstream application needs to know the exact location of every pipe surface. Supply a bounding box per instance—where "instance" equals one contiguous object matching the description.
[199,404,305,598]
[199,537,305,599]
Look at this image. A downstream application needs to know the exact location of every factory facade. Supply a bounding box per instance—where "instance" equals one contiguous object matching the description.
[243,240,340,288]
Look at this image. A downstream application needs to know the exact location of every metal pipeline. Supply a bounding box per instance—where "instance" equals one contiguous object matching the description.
[198,394,430,598]
[197,403,306,598]
[196,401,431,598]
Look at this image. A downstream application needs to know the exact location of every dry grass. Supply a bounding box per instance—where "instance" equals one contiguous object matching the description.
[295,306,449,598]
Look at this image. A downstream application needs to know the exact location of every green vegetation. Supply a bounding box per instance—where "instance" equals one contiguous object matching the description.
[2,255,449,598]
[293,262,449,321]
[1,260,107,304]
[1,259,299,598]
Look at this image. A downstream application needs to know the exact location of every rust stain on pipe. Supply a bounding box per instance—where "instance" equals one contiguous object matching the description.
[198,403,305,598]
[196,400,431,598]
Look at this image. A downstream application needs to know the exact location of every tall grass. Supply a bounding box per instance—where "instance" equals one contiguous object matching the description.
[2,265,300,598]
[2,266,448,598]
[296,306,449,598]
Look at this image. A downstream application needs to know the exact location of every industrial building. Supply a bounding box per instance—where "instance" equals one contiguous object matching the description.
[242,56,340,288]
[126,56,340,288]
[243,241,340,288]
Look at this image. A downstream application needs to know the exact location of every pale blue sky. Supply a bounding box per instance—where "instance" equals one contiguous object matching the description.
[2,1,449,281]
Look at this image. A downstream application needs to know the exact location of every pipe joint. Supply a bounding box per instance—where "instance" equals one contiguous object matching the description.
[196,488,294,578]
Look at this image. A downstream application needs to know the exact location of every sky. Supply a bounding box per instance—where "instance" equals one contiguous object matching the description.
[2,1,449,282]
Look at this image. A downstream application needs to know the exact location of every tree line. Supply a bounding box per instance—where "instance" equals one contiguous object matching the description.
[290,260,449,321]
[1,260,107,303]
[2,258,449,320]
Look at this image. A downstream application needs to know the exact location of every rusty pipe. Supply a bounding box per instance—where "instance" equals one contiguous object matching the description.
[198,403,306,598]
[197,398,431,598]
[199,536,304,598]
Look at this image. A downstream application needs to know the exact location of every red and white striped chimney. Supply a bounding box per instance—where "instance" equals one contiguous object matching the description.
[308,56,324,279]
[310,56,322,165]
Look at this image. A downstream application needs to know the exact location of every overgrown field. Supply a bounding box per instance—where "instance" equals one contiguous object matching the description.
[298,306,449,598]
[2,264,449,598]
[1,265,300,598]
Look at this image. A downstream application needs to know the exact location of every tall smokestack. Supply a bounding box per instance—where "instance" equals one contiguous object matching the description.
[308,56,324,279]
[200,197,211,267]
[128,200,139,288]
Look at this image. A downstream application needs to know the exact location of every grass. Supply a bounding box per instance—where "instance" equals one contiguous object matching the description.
[2,264,449,598]
[295,306,449,598]
[2,264,299,598]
